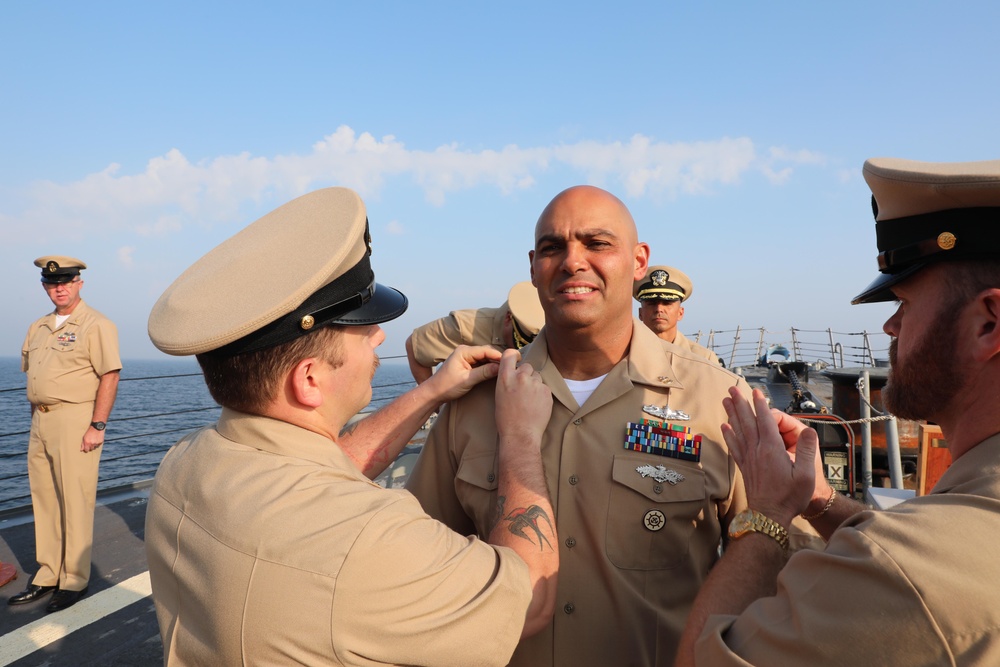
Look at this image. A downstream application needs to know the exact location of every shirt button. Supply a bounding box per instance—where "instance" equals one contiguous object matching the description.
[573,419,582,425]
[568,475,579,485]
[563,603,575,615]
[487,473,495,483]
[565,537,576,548]
[654,484,663,494]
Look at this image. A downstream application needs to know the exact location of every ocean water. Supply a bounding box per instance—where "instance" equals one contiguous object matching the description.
[0,356,415,512]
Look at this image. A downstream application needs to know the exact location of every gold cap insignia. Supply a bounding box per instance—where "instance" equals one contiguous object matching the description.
[46,261,58,273]
[937,232,956,250]
[651,270,668,287]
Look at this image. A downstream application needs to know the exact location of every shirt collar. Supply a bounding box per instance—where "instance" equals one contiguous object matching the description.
[215,407,365,476]
[522,319,682,411]
[930,432,1000,494]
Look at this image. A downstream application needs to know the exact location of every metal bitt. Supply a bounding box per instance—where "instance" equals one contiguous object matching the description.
[858,369,905,491]
[860,370,873,493]
[885,415,904,489]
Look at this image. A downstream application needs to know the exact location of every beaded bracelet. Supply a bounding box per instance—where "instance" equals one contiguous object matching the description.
[802,487,837,520]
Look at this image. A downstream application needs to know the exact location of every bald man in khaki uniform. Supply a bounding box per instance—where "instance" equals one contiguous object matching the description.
[145,188,558,666]
[677,158,1000,666]
[635,265,722,365]
[407,186,753,666]
[8,256,121,613]
[406,281,544,383]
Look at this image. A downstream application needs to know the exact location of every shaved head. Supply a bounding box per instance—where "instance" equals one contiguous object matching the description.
[534,185,639,247]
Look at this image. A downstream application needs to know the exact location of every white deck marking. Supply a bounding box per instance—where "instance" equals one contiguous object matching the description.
[0,572,152,665]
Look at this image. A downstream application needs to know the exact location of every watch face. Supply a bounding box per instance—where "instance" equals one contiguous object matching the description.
[729,510,754,537]
[92,421,106,431]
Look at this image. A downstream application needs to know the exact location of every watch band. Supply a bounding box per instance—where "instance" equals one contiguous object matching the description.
[730,509,789,550]
[90,421,107,431]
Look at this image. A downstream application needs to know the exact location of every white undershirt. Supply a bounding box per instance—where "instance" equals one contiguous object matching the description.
[55,314,71,328]
[563,373,608,407]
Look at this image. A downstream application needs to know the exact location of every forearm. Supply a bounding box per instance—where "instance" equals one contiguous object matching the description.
[82,371,119,453]
[92,371,120,422]
[489,434,558,639]
[409,361,433,384]
[405,337,434,384]
[675,534,787,667]
[339,380,442,479]
[803,490,868,541]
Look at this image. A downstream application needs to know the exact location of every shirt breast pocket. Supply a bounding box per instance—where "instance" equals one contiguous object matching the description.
[455,450,499,539]
[606,454,707,570]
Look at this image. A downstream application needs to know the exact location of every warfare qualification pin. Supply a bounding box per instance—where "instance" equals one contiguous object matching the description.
[642,404,690,421]
[636,464,685,485]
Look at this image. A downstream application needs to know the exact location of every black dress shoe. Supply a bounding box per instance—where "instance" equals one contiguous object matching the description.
[8,584,57,605]
[45,587,89,613]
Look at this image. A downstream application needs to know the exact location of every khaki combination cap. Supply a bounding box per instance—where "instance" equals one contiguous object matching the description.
[633,265,692,303]
[35,256,86,284]
[507,281,545,336]
[148,187,407,356]
[853,158,1000,304]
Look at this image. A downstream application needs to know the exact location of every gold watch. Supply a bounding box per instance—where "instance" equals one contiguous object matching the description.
[728,509,789,550]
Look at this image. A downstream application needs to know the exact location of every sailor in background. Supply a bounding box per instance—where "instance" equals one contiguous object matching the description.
[9,256,121,613]
[677,158,1000,666]
[634,264,722,365]
[407,185,756,667]
[406,280,545,383]
[145,187,557,666]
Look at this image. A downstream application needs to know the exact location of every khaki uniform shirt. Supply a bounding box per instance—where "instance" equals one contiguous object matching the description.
[698,433,1000,666]
[21,300,121,404]
[409,305,507,367]
[407,320,751,667]
[146,410,530,667]
[674,331,722,366]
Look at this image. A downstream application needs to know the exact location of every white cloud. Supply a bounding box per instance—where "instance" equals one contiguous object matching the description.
[767,147,826,165]
[386,220,405,236]
[117,245,136,268]
[3,126,824,238]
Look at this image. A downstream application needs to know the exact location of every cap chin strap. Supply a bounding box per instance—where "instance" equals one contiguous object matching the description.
[511,317,535,350]
[874,205,1000,272]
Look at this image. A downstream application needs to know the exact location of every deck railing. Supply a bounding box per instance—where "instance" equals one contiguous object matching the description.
[692,327,891,370]
[0,356,416,514]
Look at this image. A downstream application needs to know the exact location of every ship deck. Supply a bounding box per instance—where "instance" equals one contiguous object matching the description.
[0,487,161,666]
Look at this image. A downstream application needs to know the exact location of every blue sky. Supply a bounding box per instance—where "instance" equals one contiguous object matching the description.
[3,1,998,360]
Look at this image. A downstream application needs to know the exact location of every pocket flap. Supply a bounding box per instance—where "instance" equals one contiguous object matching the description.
[611,455,705,502]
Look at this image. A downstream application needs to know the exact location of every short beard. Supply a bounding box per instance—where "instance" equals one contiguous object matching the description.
[370,354,381,382]
[883,321,963,422]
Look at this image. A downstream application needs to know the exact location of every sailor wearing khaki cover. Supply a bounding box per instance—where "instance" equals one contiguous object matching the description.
[634,264,721,365]
[407,185,756,666]
[677,158,1000,666]
[9,256,121,613]
[144,188,557,666]
[405,280,544,383]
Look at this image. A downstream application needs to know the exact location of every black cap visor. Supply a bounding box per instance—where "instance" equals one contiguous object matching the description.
[851,263,925,304]
[40,272,79,284]
[330,282,408,326]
